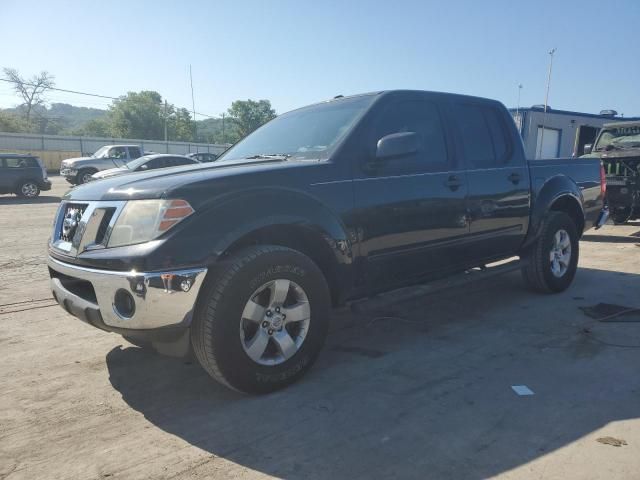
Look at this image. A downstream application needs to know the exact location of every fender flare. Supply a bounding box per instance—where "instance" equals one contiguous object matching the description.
[523,175,585,249]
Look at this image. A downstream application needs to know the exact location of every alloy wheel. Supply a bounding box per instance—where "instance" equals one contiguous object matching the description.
[549,229,571,278]
[239,279,311,366]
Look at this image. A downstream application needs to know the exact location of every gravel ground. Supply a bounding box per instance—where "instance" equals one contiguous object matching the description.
[1,176,639,479]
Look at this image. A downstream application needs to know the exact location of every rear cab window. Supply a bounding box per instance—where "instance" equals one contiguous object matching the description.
[128,147,142,159]
[450,102,514,169]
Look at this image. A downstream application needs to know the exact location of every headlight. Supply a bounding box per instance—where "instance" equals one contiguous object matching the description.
[108,199,194,247]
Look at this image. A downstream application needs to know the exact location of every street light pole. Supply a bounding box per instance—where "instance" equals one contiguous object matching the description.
[538,48,556,158]
[516,83,523,116]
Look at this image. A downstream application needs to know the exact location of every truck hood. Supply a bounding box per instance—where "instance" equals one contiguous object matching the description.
[601,148,640,160]
[62,156,94,166]
[63,158,291,205]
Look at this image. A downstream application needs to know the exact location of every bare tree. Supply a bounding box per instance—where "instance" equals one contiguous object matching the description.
[3,68,55,122]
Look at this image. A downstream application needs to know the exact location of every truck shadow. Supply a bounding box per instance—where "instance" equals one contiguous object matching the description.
[0,195,61,205]
[106,266,640,479]
[581,232,640,243]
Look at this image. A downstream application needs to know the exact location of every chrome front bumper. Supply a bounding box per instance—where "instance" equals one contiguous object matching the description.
[48,256,207,331]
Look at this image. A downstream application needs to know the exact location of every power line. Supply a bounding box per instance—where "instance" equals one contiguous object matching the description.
[0,77,217,119]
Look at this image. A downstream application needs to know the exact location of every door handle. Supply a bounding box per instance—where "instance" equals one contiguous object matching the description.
[508,172,521,184]
[444,175,463,190]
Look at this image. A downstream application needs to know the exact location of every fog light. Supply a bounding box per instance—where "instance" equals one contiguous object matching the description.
[113,289,136,318]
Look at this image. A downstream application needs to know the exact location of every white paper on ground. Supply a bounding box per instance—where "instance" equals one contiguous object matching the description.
[511,385,534,396]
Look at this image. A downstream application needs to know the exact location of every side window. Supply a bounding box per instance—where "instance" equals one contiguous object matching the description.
[144,158,164,170]
[128,147,141,159]
[4,157,37,168]
[175,157,196,166]
[372,100,449,172]
[451,103,495,169]
[109,147,127,159]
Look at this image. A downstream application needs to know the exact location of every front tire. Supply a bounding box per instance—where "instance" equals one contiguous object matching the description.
[521,211,579,293]
[76,169,96,184]
[191,245,331,394]
[611,206,632,225]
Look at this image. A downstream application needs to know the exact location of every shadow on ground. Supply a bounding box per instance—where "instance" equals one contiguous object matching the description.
[0,195,61,205]
[107,267,640,479]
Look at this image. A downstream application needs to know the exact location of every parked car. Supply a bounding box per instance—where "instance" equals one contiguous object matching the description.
[0,153,51,198]
[60,145,143,185]
[47,90,607,394]
[90,154,199,181]
[187,152,219,163]
[582,121,640,224]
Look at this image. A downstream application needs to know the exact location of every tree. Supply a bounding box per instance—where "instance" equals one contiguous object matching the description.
[0,111,30,133]
[3,68,55,122]
[108,91,164,139]
[227,99,276,140]
[168,107,195,142]
[75,117,111,137]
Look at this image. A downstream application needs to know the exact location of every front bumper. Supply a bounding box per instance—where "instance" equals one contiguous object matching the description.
[48,256,207,334]
[60,168,77,180]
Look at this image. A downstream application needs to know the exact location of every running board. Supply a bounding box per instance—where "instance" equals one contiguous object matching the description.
[350,258,526,314]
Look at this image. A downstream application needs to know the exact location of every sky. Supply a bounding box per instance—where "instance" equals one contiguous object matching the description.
[1,0,639,119]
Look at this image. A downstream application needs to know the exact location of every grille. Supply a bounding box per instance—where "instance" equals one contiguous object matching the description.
[59,203,88,242]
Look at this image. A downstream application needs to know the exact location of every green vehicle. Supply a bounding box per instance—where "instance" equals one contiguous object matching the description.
[583,121,640,224]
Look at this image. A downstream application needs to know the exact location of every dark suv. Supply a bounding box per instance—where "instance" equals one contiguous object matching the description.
[0,154,52,198]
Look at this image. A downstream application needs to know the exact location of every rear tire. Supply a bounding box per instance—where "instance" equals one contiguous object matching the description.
[521,211,579,293]
[16,181,40,198]
[191,245,330,394]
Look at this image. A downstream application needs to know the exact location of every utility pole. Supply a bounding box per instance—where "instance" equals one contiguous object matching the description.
[221,113,226,143]
[516,83,523,116]
[189,65,197,142]
[164,99,168,142]
[538,48,556,159]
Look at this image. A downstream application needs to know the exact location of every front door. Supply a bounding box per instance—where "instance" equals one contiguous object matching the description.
[353,94,470,293]
[447,101,530,262]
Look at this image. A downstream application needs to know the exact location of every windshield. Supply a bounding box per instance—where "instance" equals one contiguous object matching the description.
[91,146,111,158]
[595,125,640,151]
[218,95,375,162]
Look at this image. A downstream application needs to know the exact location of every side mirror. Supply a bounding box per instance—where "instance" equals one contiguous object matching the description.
[583,144,593,155]
[376,132,419,160]
[138,164,148,171]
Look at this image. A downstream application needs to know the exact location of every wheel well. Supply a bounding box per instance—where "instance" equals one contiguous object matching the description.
[222,225,342,306]
[550,196,585,235]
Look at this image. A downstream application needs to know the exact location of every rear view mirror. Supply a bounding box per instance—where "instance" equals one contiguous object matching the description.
[376,132,419,160]
[583,144,593,155]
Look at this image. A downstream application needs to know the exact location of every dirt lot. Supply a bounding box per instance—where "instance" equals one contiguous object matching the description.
[1,176,639,479]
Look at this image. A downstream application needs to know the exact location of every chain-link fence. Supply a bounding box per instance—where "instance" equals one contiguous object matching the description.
[0,131,230,170]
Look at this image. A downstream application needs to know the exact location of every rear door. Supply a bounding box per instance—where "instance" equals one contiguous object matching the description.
[0,157,16,190]
[448,101,530,262]
[353,94,470,292]
[2,157,37,190]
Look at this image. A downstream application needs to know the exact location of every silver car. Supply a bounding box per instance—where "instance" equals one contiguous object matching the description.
[60,145,143,184]
[90,154,199,181]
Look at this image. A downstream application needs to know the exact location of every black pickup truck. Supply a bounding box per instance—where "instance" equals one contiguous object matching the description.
[48,90,607,393]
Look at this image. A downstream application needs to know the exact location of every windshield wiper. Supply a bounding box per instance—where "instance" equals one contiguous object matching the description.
[245,153,291,160]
